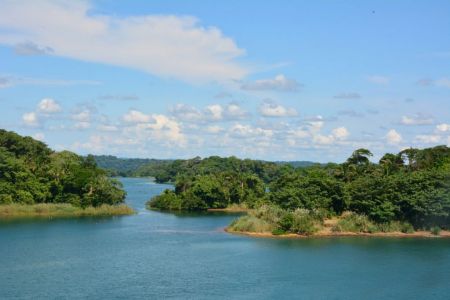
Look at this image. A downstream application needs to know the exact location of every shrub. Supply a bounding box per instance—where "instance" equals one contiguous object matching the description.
[430,226,441,236]
[290,209,318,235]
[332,212,377,233]
[228,216,274,233]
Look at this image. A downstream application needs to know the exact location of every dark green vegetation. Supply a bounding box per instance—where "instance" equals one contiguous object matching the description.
[94,154,316,183]
[0,130,129,215]
[93,155,173,177]
[148,147,450,232]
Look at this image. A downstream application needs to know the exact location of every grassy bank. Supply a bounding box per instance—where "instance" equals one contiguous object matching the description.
[0,203,135,218]
[227,205,450,238]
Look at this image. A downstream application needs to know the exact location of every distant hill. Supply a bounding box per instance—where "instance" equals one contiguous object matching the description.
[93,155,172,177]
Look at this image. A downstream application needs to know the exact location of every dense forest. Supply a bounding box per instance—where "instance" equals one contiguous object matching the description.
[147,147,450,231]
[93,155,173,177]
[93,155,316,182]
[0,130,126,208]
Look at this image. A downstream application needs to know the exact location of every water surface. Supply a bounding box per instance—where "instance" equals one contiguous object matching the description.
[1,177,449,299]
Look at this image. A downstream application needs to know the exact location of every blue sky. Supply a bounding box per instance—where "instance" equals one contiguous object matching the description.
[0,0,449,162]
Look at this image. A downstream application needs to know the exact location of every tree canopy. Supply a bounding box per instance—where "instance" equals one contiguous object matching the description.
[0,129,126,207]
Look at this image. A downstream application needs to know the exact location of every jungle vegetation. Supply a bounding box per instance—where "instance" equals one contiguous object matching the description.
[0,129,129,215]
[147,146,450,231]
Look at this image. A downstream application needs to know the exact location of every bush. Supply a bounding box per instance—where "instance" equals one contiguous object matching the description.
[430,226,441,235]
[332,212,377,233]
[228,216,275,233]
[290,209,318,235]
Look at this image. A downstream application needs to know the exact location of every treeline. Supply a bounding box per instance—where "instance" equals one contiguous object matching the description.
[147,147,450,229]
[0,130,126,207]
[93,155,172,177]
[93,155,316,183]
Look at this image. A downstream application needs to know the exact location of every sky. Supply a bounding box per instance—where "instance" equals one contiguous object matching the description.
[0,0,449,162]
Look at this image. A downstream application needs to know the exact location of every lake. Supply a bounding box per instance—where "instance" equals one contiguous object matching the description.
[1,177,449,299]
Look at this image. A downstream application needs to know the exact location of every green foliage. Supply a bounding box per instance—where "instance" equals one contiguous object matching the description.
[146,172,266,211]
[228,215,275,233]
[332,212,378,233]
[430,226,441,236]
[0,129,126,207]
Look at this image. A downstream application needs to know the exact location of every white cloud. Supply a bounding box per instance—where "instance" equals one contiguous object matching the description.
[225,103,248,119]
[38,98,62,114]
[122,110,151,123]
[205,104,223,121]
[367,75,390,85]
[415,134,441,144]
[331,127,350,140]
[241,74,301,92]
[259,102,297,117]
[22,112,39,127]
[400,114,434,125]
[228,123,273,139]
[0,0,247,83]
[436,123,450,132]
[386,129,402,144]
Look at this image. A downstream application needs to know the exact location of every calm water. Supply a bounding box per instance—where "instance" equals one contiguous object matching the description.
[1,178,449,299]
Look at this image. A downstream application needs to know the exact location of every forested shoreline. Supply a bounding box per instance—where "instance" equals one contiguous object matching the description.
[0,129,132,217]
[147,147,450,235]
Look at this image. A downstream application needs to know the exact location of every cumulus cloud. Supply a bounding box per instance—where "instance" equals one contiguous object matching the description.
[241,74,301,92]
[386,129,402,144]
[331,127,350,140]
[38,98,62,114]
[14,41,54,56]
[400,114,434,126]
[123,110,152,123]
[0,0,247,83]
[436,123,450,132]
[367,75,390,85]
[333,92,361,99]
[171,103,248,123]
[228,123,273,139]
[259,102,297,117]
[22,112,39,127]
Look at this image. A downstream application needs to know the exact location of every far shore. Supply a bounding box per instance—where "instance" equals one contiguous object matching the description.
[225,228,450,239]
[0,203,135,219]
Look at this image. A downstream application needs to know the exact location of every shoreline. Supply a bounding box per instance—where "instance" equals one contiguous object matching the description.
[207,207,249,213]
[0,203,135,219]
[225,228,450,239]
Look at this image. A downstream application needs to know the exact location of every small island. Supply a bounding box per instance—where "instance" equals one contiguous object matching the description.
[0,130,134,218]
[146,148,450,238]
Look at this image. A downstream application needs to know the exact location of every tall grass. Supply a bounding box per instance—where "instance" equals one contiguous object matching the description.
[332,212,415,233]
[0,203,135,218]
[228,205,322,235]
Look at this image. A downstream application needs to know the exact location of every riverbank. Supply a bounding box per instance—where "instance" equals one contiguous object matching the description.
[225,227,450,239]
[0,203,135,218]
[207,204,249,213]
